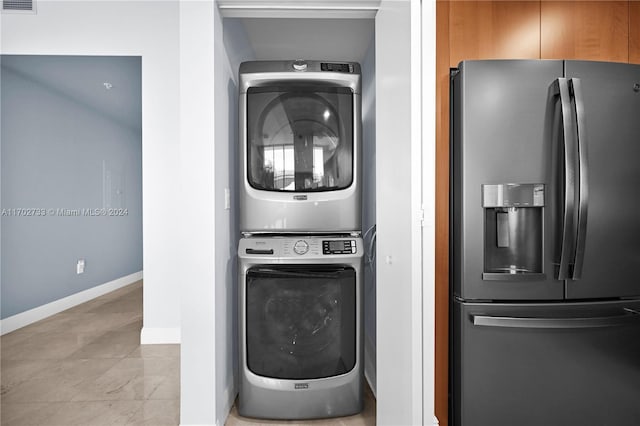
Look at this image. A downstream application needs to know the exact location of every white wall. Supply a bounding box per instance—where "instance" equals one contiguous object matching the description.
[361,38,377,395]
[214,11,255,425]
[375,0,424,424]
[179,3,256,425]
[178,1,217,424]
[1,1,181,342]
[422,2,437,424]
[214,6,236,421]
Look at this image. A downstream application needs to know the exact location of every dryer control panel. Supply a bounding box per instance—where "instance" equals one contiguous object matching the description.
[320,62,354,73]
[323,240,357,255]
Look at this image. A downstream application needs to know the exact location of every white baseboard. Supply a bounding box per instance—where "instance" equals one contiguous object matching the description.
[364,333,377,398]
[1,271,143,335]
[140,326,181,344]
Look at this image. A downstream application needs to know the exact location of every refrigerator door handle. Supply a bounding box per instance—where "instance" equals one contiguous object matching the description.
[570,78,589,280]
[550,78,578,280]
[472,308,640,329]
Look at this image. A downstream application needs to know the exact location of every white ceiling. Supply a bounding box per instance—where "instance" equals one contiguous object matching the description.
[1,55,142,131]
[237,18,375,62]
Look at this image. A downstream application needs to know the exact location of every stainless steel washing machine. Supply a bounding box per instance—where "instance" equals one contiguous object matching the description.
[239,60,362,233]
[237,236,364,419]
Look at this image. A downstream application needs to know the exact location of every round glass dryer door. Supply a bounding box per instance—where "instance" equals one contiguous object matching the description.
[247,86,354,192]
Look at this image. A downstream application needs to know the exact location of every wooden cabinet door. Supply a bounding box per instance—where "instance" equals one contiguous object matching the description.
[631,1,640,64]
[541,1,628,62]
[449,0,541,68]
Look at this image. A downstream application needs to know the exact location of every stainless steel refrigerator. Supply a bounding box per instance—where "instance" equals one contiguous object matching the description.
[451,60,640,426]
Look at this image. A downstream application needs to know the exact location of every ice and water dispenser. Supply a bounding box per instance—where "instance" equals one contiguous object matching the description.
[482,184,545,280]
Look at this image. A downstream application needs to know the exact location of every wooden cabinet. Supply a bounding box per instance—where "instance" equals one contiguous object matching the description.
[541,1,629,62]
[449,1,541,67]
[631,1,640,64]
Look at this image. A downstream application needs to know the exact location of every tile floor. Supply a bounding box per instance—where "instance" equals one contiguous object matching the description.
[1,281,180,425]
[225,384,376,426]
[1,280,376,425]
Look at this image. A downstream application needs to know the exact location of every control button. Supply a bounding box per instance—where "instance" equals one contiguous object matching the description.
[293,240,309,255]
[293,60,307,71]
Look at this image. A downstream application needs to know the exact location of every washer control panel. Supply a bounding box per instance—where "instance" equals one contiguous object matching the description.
[323,239,357,255]
[241,237,360,258]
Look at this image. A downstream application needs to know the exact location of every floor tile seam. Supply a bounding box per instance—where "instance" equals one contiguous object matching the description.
[90,372,176,381]
[66,339,141,359]
[0,331,39,338]
[1,350,124,360]
[3,356,125,361]
[11,328,116,343]
[17,312,142,332]
[118,346,144,359]
[70,375,160,395]
[0,373,119,389]
[123,399,154,426]
[41,399,145,426]
[68,396,162,402]
[0,401,66,425]
[0,361,55,381]
[1,377,99,403]
[124,354,180,358]
[71,378,160,401]
[67,394,168,403]
[0,401,57,406]
[111,369,181,377]
[29,371,123,384]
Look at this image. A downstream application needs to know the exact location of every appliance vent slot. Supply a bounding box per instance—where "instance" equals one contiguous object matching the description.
[2,0,35,12]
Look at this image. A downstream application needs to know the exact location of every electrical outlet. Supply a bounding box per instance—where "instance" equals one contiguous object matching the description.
[77,259,85,274]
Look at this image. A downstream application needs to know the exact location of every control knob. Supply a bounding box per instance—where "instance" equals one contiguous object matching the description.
[293,60,307,71]
[293,240,309,255]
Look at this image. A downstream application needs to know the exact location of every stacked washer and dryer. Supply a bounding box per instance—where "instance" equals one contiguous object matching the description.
[237,60,364,420]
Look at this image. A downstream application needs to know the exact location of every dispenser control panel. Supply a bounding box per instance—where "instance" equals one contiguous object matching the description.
[482,183,545,207]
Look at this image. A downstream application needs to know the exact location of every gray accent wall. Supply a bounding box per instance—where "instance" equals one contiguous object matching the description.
[1,55,142,319]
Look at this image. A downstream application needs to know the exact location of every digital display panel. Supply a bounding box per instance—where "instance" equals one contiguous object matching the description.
[329,241,346,252]
[321,62,352,73]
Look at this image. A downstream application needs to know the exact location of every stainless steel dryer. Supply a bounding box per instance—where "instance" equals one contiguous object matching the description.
[239,60,362,233]
[238,236,364,419]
